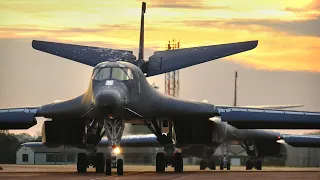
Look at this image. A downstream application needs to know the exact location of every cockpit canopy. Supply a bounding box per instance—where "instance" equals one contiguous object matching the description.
[92,66,133,81]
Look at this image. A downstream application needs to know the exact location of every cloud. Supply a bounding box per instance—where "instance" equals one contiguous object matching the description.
[182,16,320,37]
[142,0,227,10]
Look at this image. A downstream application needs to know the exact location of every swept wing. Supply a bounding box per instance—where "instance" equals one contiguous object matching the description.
[214,106,320,129]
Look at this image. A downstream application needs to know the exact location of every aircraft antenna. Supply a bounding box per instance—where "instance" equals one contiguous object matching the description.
[233,71,238,106]
[165,38,180,97]
[138,2,146,60]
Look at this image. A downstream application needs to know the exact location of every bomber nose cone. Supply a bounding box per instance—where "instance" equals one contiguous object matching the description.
[94,90,122,110]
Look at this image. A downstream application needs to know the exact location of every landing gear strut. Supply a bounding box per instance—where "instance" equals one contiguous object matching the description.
[77,118,106,174]
[76,117,125,175]
[219,143,231,170]
[146,119,183,173]
[241,141,263,170]
[103,118,125,176]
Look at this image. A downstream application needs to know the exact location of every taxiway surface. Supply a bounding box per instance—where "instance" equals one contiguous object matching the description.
[0,165,319,180]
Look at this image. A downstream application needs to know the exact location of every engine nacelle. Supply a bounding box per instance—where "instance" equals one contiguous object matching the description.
[174,120,227,146]
[255,140,287,158]
[42,119,85,147]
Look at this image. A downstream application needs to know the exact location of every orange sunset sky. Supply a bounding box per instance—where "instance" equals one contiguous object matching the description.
[0,0,320,136]
[1,0,320,71]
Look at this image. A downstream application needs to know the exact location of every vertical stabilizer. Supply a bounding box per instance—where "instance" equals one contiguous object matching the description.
[138,2,146,60]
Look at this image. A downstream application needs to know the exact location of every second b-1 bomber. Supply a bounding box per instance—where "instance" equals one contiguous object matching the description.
[1,2,320,176]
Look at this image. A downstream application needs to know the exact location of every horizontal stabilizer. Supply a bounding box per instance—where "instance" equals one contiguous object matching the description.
[145,40,258,77]
[32,40,136,67]
[0,108,38,129]
[282,135,320,148]
[215,106,320,129]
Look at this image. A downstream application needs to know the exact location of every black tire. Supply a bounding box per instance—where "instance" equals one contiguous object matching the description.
[117,159,124,175]
[200,160,206,170]
[156,152,165,173]
[220,163,223,170]
[227,162,231,170]
[95,153,105,173]
[256,160,262,170]
[174,153,183,173]
[77,153,87,173]
[105,159,112,175]
[246,161,252,170]
[209,160,216,170]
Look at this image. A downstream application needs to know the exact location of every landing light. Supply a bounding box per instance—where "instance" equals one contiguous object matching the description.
[113,147,121,155]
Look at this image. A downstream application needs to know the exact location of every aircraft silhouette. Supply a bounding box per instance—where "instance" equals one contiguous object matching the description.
[1,2,320,176]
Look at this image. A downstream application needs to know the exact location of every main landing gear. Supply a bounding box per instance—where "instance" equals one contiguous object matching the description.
[77,117,125,176]
[77,151,105,173]
[241,141,263,170]
[156,144,183,173]
[200,159,216,170]
[219,143,231,170]
[199,143,230,171]
[145,119,184,173]
[198,147,216,170]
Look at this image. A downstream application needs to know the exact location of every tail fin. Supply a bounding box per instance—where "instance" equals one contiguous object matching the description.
[138,2,146,60]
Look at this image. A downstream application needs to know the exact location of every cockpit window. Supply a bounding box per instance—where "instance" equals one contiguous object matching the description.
[93,68,111,81]
[92,67,133,81]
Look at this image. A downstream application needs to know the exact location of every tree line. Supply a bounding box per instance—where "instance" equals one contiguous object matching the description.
[0,130,41,164]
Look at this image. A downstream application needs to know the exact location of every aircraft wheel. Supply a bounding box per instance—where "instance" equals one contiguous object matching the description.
[246,160,253,170]
[200,160,206,170]
[117,159,124,175]
[156,152,165,173]
[95,153,105,173]
[220,162,223,170]
[105,159,112,175]
[256,160,262,170]
[209,160,216,170]
[174,152,183,173]
[226,162,231,170]
[77,153,88,173]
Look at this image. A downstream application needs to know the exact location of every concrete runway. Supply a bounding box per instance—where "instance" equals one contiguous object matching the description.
[0,165,319,180]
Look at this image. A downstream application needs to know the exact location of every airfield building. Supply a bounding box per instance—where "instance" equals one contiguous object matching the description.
[16,143,320,167]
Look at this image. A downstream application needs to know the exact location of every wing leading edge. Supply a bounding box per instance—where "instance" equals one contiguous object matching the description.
[146,40,258,77]
[32,40,137,67]
[215,106,320,129]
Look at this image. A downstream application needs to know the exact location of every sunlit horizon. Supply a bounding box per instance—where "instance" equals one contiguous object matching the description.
[1,0,320,72]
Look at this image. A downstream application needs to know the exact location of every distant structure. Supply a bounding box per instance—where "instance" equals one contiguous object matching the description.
[165,38,180,97]
[233,71,238,106]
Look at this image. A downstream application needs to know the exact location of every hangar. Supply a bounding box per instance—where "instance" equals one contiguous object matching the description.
[16,145,78,165]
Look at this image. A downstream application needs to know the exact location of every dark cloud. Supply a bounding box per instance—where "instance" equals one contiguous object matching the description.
[182,16,320,37]
[285,0,320,12]
[228,17,320,37]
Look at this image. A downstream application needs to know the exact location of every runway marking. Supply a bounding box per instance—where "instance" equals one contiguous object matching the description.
[172,174,194,180]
